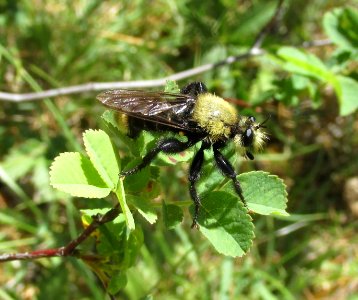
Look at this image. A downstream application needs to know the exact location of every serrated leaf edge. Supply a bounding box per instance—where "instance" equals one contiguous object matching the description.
[199,192,255,256]
[49,151,112,198]
[49,152,79,188]
[83,129,118,190]
[238,170,289,207]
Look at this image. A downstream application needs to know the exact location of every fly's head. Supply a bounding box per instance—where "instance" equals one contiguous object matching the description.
[233,115,269,160]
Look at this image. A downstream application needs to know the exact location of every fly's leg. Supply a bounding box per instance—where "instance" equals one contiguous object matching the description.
[121,137,196,176]
[213,144,246,206]
[189,141,210,228]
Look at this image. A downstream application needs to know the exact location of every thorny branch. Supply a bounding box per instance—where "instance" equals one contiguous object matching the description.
[0,205,120,262]
[0,0,331,103]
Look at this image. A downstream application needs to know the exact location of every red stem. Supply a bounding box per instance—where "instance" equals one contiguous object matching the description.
[0,205,120,263]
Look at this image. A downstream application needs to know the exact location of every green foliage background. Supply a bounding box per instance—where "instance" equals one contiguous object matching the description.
[0,0,357,299]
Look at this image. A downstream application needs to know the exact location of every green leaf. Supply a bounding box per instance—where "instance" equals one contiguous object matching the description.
[101,110,122,134]
[277,47,335,84]
[291,74,312,90]
[335,75,358,116]
[83,129,120,191]
[249,67,275,105]
[323,7,358,51]
[197,147,236,195]
[123,159,152,192]
[96,214,128,256]
[164,80,180,93]
[162,202,183,229]
[1,139,46,180]
[80,208,114,221]
[195,191,254,257]
[277,46,357,116]
[232,171,289,216]
[124,227,144,267]
[197,162,224,195]
[154,135,195,166]
[127,195,157,224]
[79,210,134,292]
[108,272,127,295]
[115,178,135,230]
[80,209,127,255]
[101,110,137,153]
[136,131,157,157]
[50,152,111,198]
[156,149,195,166]
[33,157,60,202]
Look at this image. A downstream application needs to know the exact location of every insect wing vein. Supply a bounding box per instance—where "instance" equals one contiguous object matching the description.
[97,89,199,132]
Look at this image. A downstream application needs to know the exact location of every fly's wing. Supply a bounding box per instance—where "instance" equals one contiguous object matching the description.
[97,89,199,131]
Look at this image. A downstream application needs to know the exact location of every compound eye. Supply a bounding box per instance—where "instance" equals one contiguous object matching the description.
[242,128,254,147]
[248,116,256,123]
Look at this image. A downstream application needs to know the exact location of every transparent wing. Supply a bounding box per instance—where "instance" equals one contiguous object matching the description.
[97,89,199,131]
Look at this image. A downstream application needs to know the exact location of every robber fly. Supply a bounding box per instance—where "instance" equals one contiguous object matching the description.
[97,82,268,228]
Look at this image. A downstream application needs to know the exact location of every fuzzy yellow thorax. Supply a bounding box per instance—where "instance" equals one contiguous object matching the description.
[193,93,238,141]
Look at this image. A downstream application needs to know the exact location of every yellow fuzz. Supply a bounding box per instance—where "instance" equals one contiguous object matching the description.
[234,116,268,155]
[253,128,268,152]
[235,140,247,157]
[193,93,238,141]
[117,113,129,134]
[234,116,249,152]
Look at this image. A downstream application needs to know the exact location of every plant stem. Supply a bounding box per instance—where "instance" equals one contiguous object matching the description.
[0,205,120,262]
